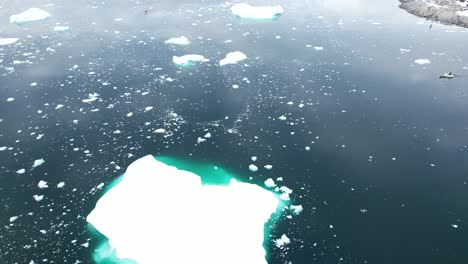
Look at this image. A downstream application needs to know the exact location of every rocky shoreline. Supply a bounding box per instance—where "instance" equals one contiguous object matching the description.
[399,0,468,28]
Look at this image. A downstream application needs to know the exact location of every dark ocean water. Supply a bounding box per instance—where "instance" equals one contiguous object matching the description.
[2,0,468,263]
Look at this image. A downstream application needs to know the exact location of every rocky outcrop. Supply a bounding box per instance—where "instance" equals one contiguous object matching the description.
[399,0,468,28]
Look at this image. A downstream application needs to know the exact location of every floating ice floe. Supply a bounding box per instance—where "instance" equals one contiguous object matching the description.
[173,54,209,66]
[154,128,166,134]
[9,216,19,223]
[414,59,431,65]
[219,51,247,66]
[230,3,284,20]
[264,165,273,170]
[38,180,48,189]
[164,36,190,45]
[82,93,99,103]
[274,234,291,248]
[53,26,70,32]
[197,137,207,144]
[57,182,65,188]
[86,155,280,264]
[33,195,44,202]
[264,178,276,188]
[32,158,45,168]
[10,8,51,25]
[290,205,303,215]
[0,38,19,46]
[249,164,258,172]
[16,168,25,174]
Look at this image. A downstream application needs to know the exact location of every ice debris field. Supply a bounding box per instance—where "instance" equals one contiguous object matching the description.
[87,156,301,264]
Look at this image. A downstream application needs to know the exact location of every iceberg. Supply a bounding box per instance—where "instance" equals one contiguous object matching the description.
[173,54,208,66]
[10,8,51,25]
[53,26,70,32]
[230,3,284,20]
[164,36,190,45]
[219,51,247,66]
[0,38,19,46]
[87,155,280,264]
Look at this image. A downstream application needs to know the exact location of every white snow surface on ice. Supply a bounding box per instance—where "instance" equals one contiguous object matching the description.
[164,36,190,45]
[10,8,51,24]
[0,38,19,45]
[219,51,247,66]
[87,155,280,264]
[230,3,284,19]
[173,54,208,66]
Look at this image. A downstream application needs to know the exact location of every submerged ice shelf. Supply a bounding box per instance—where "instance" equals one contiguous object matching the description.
[10,8,51,25]
[87,155,281,264]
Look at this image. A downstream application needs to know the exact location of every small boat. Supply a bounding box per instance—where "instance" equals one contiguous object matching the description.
[439,72,455,79]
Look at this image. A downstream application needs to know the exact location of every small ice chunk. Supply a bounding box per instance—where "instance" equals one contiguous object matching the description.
[264,178,276,188]
[0,38,19,46]
[57,182,65,188]
[38,180,48,189]
[54,26,70,32]
[290,205,303,215]
[33,195,44,202]
[30,82,38,86]
[220,51,247,66]
[10,8,51,24]
[279,186,292,201]
[248,164,258,172]
[314,46,324,51]
[154,128,166,134]
[232,84,239,89]
[81,242,89,248]
[7,98,15,102]
[452,224,459,229]
[173,54,208,66]
[414,59,430,65]
[9,216,19,222]
[278,115,287,121]
[275,234,291,248]
[32,158,45,168]
[230,3,284,20]
[251,156,257,162]
[264,165,273,170]
[16,168,25,174]
[82,93,99,103]
[204,132,212,138]
[197,137,207,144]
[144,106,153,112]
[164,36,190,45]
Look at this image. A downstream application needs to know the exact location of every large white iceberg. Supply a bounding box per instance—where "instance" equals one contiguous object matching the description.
[10,8,51,25]
[220,51,247,66]
[0,38,19,46]
[87,155,280,264]
[230,3,284,20]
[164,36,190,45]
[173,54,209,66]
